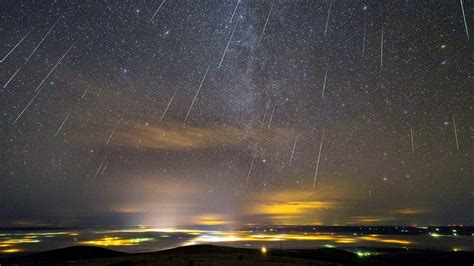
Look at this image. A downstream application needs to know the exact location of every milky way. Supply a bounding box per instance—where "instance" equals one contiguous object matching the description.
[0,0,472,227]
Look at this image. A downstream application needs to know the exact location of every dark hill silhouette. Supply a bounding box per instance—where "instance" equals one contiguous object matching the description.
[0,244,473,265]
[0,246,127,264]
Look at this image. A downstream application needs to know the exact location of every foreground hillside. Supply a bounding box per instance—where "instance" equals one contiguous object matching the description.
[0,244,473,265]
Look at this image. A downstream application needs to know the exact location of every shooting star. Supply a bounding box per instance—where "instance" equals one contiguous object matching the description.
[260,102,270,128]
[452,115,460,150]
[54,112,71,137]
[322,67,328,98]
[324,0,333,36]
[4,20,60,88]
[24,18,60,65]
[34,43,75,92]
[362,19,367,56]
[289,135,298,166]
[150,0,166,22]
[380,23,384,71]
[105,124,119,146]
[14,83,45,124]
[13,43,74,124]
[313,129,325,189]
[218,22,238,68]
[410,127,414,154]
[81,87,89,99]
[245,157,255,186]
[160,89,177,122]
[94,159,107,178]
[3,66,22,88]
[0,29,32,63]
[229,0,241,23]
[101,163,109,175]
[257,0,276,46]
[184,65,210,123]
[267,107,275,129]
[459,0,470,40]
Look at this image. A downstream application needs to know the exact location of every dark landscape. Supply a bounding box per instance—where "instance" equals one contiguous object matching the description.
[1,244,474,266]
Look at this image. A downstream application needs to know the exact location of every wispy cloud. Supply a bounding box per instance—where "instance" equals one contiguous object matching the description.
[115,122,291,151]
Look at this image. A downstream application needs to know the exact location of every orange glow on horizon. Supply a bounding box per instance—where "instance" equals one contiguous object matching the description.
[359,236,411,245]
[194,214,232,226]
[80,237,155,246]
[1,248,22,253]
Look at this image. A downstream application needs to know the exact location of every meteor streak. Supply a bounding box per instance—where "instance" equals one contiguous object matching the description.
[380,23,384,71]
[289,135,298,166]
[322,67,328,98]
[3,20,60,88]
[105,125,119,146]
[3,67,22,88]
[245,157,255,186]
[257,0,276,46]
[94,159,106,178]
[54,112,71,137]
[24,18,60,64]
[150,0,166,22]
[260,102,270,128]
[184,65,210,123]
[362,19,367,56]
[160,89,177,122]
[218,22,238,69]
[81,87,89,99]
[101,163,109,175]
[313,129,325,189]
[452,115,460,150]
[267,107,275,129]
[229,0,241,23]
[459,0,470,40]
[324,0,333,36]
[13,43,74,124]
[34,43,75,92]
[0,29,32,63]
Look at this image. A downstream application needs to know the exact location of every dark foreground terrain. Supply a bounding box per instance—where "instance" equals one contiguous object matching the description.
[0,244,473,265]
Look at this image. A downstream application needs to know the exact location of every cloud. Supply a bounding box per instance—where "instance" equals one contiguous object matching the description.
[114,121,292,152]
[250,201,335,215]
[246,201,337,224]
[394,208,431,215]
[239,187,349,225]
[193,214,233,226]
[352,216,394,223]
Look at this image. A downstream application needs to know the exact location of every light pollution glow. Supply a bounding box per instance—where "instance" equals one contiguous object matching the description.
[81,237,155,246]
[80,229,412,247]
[3,226,473,253]
[102,179,427,227]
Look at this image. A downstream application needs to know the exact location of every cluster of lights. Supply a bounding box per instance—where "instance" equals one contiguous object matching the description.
[183,230,412,248]
[2,226,470,254]
[81,237,155,247]
[0,232,72,253]
[1,248,22,253]
[356,251,376,257]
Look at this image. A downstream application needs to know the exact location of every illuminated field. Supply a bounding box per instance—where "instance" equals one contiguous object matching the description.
[1,226,472,254]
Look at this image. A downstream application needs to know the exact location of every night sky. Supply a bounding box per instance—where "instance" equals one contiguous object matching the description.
[0,0,472,228]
